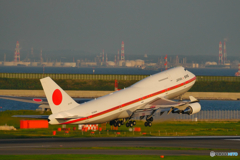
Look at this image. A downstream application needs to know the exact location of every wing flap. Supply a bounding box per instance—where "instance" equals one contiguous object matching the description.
[141,97,184,109]
[132,96,199,117]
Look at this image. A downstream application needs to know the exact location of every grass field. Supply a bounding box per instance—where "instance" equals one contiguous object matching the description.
[0,155,239,160]
[0,110,240,138]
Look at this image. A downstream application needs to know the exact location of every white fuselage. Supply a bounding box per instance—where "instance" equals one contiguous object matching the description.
[49,67,196,125]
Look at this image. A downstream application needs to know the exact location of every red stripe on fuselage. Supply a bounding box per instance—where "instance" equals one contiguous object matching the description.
[60,76,196,124]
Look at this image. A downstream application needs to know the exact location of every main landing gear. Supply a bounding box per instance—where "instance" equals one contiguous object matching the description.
[110,119,136,128]
[145,116,153,127]
[110,119,125,127]
[144,121,152,127]
[125,120,136,127]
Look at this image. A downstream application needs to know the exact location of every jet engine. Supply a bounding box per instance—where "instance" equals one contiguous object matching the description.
[182,102,201,115]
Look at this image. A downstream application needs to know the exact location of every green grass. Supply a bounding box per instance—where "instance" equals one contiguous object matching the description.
[189,81,240,92]
[0,155,239,160]
[1,121,240,139]
[0,78,137,90]
[0,110,240,138]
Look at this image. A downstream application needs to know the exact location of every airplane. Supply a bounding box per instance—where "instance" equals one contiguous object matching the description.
[13,66,201,127]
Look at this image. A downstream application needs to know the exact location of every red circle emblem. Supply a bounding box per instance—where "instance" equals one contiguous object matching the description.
[52,89,62,105]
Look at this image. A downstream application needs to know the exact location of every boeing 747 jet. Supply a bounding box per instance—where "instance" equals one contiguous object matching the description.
[13,66,201,127]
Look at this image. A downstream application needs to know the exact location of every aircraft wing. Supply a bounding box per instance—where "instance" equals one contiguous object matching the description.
[0,96,91,104]
[130,96,199,118]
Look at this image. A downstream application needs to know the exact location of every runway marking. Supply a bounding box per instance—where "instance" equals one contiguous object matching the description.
[224,139,240,141]
[0,145,51,149]
[135,136,240,139]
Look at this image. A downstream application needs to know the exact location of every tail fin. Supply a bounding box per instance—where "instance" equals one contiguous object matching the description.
[40,77,79,114]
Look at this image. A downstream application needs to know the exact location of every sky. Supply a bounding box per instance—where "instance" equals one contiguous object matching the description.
[0,0,240,56]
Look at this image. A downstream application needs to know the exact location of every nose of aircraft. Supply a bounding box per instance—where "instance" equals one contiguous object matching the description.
[186,69,196,79]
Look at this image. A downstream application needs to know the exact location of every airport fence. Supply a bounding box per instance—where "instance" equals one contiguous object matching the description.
[133,110,240,121]
[0,73,148,80]
[1,73,240,81]
[175,110,240,120]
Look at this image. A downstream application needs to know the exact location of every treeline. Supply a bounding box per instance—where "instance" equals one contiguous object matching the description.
[1,78,240,92]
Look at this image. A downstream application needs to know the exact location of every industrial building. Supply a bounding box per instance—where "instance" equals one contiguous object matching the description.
[1,41,238,69]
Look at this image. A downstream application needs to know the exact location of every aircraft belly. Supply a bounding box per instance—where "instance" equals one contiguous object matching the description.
[69,104,142,124]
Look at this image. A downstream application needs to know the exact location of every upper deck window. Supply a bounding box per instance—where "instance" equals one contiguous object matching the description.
[158,77,168,82]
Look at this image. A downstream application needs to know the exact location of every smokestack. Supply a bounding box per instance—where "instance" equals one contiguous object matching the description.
[117,50,119,62]
[164,55,167,70]
[121,41,125,61]
[102,49,104,62]
[219,41,223,65]
[14,41,20,62]
[224,41,227,64]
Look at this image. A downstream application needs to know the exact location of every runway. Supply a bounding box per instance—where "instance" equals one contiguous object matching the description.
[0,136,239,155]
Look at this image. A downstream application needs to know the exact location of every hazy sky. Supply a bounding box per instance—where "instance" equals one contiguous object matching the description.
[1,0,240,56]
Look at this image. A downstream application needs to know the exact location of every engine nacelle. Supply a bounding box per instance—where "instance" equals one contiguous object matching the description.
[183,102,201,115]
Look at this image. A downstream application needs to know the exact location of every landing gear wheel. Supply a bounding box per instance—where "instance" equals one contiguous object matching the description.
[120,120,124,125]
[114,122,118,127]
[117,121,121,127]
[144,122,148,127]
[146,115,150,121]
[129,122,133,127]
[133,121,136,125]
[148,122,152,127]
[149,117,153,122]
[110,121,114,126]
[126,123,129,127]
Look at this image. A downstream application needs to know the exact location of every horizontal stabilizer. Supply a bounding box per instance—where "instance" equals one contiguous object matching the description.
[12,115,49,119]
[0,96,47,104]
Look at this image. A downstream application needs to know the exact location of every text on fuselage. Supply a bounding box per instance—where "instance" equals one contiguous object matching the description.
[176,74,189,82]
